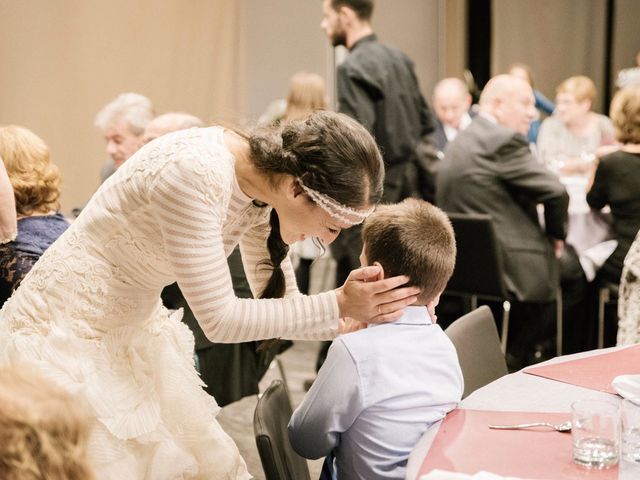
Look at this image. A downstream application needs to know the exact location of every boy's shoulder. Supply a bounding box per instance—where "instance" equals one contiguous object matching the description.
[336,322,452,360]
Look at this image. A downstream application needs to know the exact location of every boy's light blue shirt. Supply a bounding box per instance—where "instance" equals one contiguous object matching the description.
[288,306,464,480]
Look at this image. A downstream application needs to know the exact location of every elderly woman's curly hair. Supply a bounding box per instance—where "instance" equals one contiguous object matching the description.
[0,126,61,217]
[0,366,94,480]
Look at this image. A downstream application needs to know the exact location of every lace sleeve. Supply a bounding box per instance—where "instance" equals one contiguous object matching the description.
[149,156,338,343]
[0,246,38,303]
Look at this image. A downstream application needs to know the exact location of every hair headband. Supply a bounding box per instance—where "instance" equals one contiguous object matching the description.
[297,178,374,226]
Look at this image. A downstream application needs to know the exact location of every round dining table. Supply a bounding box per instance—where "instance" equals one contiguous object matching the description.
[405,347,623,480]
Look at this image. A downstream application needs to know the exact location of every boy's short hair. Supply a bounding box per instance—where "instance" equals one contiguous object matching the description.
[362,199,456,304]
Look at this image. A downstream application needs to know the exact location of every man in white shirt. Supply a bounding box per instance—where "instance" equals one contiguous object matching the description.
[289,199,463,480]
[429,77,474,154]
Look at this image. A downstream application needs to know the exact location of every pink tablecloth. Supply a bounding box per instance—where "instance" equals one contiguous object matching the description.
[524,344,640,394]
[418,409,617,480]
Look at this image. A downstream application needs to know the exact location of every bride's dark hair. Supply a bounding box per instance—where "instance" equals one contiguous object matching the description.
[248,111,384,299]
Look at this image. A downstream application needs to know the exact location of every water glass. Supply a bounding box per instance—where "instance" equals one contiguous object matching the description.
[621,398,640,479]
[571,399,619,468]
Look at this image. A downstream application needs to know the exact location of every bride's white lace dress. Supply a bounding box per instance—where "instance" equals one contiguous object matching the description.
[0,127,339,479]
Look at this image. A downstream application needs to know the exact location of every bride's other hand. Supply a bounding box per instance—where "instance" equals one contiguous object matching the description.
[335,265,420,324]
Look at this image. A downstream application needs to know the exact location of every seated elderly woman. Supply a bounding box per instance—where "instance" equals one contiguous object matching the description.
[587,85,640,287]
[537,75,616,176]
[0,126,69,306]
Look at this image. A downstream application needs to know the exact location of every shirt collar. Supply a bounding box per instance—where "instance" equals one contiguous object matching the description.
[370,306,433,328]
[350,33,377,51]
[478,111,498,124]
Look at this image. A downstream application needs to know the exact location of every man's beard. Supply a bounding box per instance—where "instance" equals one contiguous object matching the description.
[331,28,347,47]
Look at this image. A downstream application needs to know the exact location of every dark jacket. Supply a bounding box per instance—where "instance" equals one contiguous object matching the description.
[587,150,640,284]
[336,34,435,204]
[436,115,569,302]
[332,34,436,271]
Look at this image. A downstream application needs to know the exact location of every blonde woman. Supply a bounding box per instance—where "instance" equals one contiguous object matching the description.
[0,126,69,305]
[258,72,328,126]
[537,75,616,174]
[283,71,328,122]
[0,366,94,480]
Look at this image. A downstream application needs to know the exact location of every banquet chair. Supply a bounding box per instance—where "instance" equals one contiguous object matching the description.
[444,213,512,353]
[444,212,564,355]
[253,379,311,480]
[445,306,508,398]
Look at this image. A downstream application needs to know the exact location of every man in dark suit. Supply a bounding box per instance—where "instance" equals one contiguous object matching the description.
[436,74,569,367]
[429,77,475,154]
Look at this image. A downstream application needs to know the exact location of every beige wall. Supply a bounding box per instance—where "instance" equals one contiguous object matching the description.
[493,0,640,113]
[0,0,245,214]
[373,0,441,100]
[242,0,332,121]
[612,0,640,91]
[242,0,443,120]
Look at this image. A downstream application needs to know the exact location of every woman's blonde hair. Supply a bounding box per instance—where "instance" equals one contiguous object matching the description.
[556,75,597,107]
[284,72,328,122]
[610,85,640,144]
[0,126,61,217]
[0,366,94,480]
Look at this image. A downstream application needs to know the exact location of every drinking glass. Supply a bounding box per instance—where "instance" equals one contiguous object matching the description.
[621,398,640,479]
[571,399,619,468]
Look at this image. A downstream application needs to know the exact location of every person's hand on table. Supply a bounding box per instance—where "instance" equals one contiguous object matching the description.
[335,265,420,324]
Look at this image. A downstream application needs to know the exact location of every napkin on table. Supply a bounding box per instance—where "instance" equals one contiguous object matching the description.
[612,374,640,401]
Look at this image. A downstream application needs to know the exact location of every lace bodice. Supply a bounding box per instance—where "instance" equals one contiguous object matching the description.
[1,127,338,342]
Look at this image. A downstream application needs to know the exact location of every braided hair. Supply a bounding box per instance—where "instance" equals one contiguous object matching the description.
[248,111,384,299]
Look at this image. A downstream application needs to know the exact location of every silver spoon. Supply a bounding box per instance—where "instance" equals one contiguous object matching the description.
[488,421,572,433]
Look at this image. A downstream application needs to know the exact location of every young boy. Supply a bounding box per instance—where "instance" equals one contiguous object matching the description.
[288,199,463,480]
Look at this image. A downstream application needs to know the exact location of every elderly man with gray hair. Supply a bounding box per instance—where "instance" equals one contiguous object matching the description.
[95,92,155,181]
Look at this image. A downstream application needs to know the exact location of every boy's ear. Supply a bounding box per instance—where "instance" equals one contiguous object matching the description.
[372,261,385,281]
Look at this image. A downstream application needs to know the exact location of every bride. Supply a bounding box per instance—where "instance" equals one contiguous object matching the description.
[0,111,420,479]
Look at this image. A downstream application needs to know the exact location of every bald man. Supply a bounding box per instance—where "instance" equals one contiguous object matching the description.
[436,74,570,368]
[429,77,474,152]
[143,112,204,143]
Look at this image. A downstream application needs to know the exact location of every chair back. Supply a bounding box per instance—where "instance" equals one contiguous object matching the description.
[445,306,508,398]
[254,380,311,480]
[445,212,509,301]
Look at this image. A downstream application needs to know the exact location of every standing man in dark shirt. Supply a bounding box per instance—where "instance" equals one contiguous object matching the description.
[320,0,436,286]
